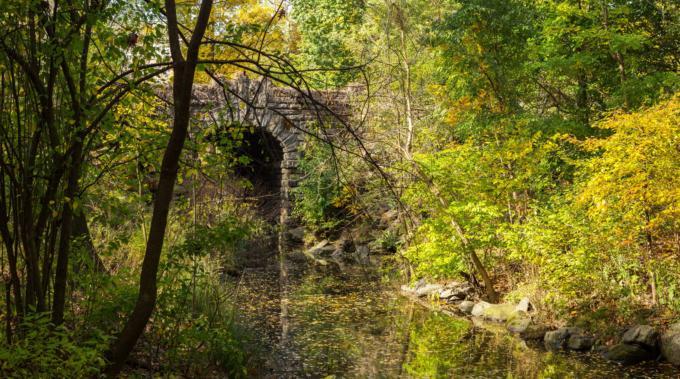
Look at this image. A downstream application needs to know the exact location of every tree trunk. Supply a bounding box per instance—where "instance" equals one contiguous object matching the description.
[73,209,107,274]
[411,162,498,302]
[0,174,22,317]
[104,1,213,376]
[576,72,589,125]
[467,245,497,302]
[52,141,84,325]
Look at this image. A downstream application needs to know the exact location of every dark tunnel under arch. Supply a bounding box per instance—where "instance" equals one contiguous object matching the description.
[234,128,285,223]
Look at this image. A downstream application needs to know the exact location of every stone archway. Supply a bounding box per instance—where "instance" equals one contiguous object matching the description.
[191,75,352,226]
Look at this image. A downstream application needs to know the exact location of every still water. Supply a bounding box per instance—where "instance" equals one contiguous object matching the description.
[232,253,678,378]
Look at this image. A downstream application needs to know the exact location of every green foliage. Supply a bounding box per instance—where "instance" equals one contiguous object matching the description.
[576,96,680,247]
[291,0,365,86]
[404,194,503,279]
[154,253,248,377]
[504,198,603,313]
[402,118,570,280]
[507,96,680,316]
[392,0,679,324]
[76,200,254,376]
[0,0,678,373]
[292,140,346,231]
[173,213,258,261]
[50,132,261,375]
[0,315,109,378]
[434,0,538,112]
[376,229,401,253]
[147,201,258,376]
[531,0,679,110]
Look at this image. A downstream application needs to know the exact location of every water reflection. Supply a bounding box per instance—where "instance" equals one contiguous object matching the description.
[233,257,678,378]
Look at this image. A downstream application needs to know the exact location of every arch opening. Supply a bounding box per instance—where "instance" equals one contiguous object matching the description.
[234,128,284,223]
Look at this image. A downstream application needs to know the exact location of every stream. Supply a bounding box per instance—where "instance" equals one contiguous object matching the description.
[230,244,678,378]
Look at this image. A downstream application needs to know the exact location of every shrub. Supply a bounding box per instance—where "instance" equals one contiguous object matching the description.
[0,315,109,378]
[292,140,347,231]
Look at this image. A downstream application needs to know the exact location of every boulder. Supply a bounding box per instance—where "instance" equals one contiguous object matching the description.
[519,324,549,340]
[458,300,475,314]
[439,288,467,301]
[471,301,492,317]
[285,226,305,243]
[415,284,444,297]
[470,301,524,323]
[622,325,659,350]
[479,303,518,322]
[444,282,473,299]
[544,328,571,350]
[400,278,445,298]
[438,288,456,300]
[568,333,594,351]
[506,317,532,334]
[515,297,532,313]
[401,278,426,295]
[661,323,680,366]
[544,327,584,350]
[603,343,656,365]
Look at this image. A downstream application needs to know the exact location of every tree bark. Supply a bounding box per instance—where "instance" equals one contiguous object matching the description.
[73,209,107,274]
[52,141,84,325]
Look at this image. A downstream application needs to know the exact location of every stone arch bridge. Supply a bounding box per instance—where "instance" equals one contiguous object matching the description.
[190,76,353,224]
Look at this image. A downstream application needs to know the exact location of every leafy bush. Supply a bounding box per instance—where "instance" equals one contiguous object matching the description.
[508,96,680,317]
[63,200,255,376]
[292,140,347,231]
[505,199,606,315]
[401,124,561,280]
[404,199,503,280]
[154,257,248,377]
[150,254,248,377]
[376,229,401,253]
[402,95,680,321]
[146,208,254,377]
[0,315,109,378]
[173,212,259,268]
